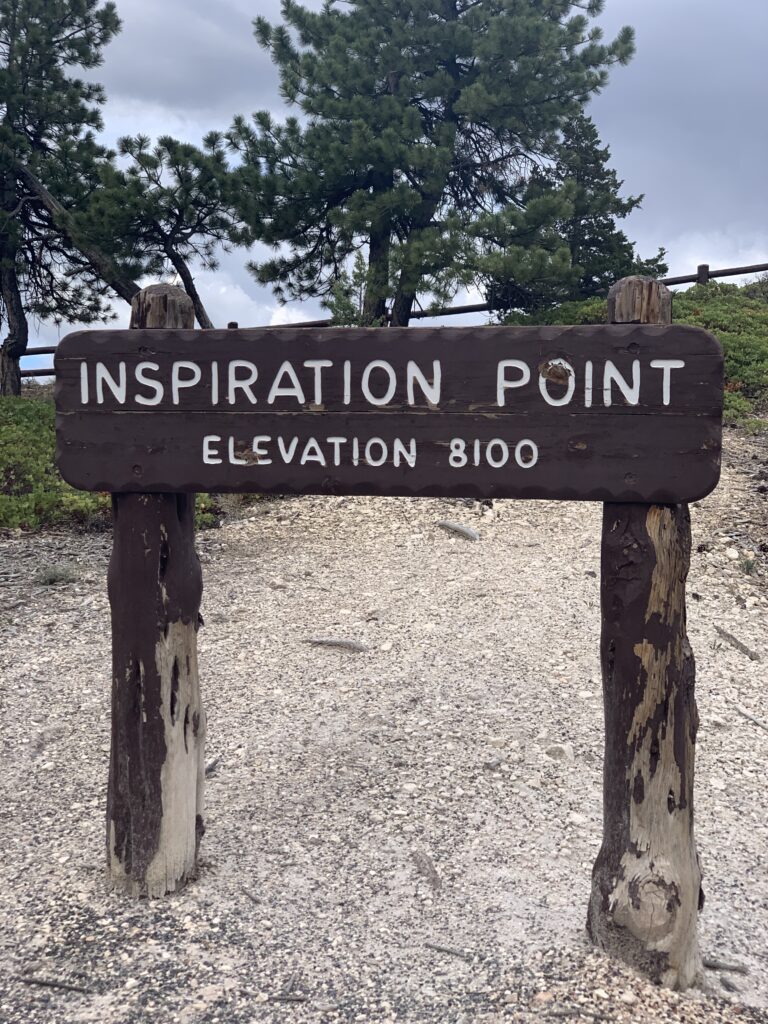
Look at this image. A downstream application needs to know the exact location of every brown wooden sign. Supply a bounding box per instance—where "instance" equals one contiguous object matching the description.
[55,324,723,502]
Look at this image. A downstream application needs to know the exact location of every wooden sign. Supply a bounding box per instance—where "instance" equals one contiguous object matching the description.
[55,324,723,503]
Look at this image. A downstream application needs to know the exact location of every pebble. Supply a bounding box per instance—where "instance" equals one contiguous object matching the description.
[545,743,575,762]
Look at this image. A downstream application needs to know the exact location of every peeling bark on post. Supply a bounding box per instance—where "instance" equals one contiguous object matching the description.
[107,284,206,897]
[587,276,703,989]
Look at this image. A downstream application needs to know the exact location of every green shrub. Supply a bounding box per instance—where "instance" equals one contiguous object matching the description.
[0,397,110,530]
[0,396,225,532]
[503,281,768,422]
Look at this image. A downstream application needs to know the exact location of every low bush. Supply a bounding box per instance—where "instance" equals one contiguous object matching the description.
[0,394,228,532]
[0,397,110,530]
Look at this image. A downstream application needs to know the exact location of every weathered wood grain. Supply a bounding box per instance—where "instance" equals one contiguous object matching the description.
[106,285,206,897]
[54,323,723,503]
[587,277,703,989]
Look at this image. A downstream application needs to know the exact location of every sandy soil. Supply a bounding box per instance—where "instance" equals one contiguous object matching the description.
[0,429,766,1024]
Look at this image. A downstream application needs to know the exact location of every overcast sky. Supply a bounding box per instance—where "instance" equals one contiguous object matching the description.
[32,0,768,348]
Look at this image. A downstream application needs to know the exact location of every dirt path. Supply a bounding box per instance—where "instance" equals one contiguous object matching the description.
[0,429,766,1024]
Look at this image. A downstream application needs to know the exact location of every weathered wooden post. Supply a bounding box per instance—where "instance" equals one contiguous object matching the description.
[106,284,206,897]
[587,276,703,988]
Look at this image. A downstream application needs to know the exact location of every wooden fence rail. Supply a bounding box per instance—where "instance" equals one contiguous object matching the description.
[19,259,766,377]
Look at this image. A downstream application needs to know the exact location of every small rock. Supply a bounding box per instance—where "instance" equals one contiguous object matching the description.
[620,990,637,1005]
[567,811,588,826]
[531,991,554,1005]
[545,742,574,762]
[726,547,740,561]
[437,520,480,542]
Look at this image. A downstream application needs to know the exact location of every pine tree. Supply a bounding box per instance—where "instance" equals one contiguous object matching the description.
[86,133,252,329]
[0,0,123,394]
[487,114,666,311]
[229,0,635,325]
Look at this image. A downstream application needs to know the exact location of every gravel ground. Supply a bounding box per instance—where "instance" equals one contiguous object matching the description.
[0,430,766,1024]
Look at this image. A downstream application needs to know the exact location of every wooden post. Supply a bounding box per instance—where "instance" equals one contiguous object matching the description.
[587,277,703,989]
[697,263,710,285]
[106,284,206,897]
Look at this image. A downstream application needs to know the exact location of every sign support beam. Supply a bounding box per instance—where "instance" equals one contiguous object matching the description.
[587,277,702,988]
[106,285,206,897]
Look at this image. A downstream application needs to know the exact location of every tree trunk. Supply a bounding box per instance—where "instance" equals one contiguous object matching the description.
[0,343,21,395]
[389,189,445,327]
[361,169,393,327]
[587,276,702,989]
[0,249,28,397]
[164,244,215,329]
[11,157,141,305]
[389,287,415,327]
[107,284,206,897]
[0,159,27,395]
[361,224,390,327]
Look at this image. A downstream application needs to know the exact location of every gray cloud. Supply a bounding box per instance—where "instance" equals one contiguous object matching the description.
[591,0,768,266]
[98,0,284,122]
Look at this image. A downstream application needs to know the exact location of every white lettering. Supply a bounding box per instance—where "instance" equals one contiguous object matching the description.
[361,360,397,406]
[539,359,576,407]
[95,361,127,405]
[252,436,272,465]
[603,359,640,407]
[393,438,417,468]
[269,361,306,405]
[352,438,360,466]
[327,437,347,466]
[203,435,222,465]
[228,360,258,404]
[449,439,468,468]
[497,360,530,406]
[407,360,441,406]
[135,362,164,406]
[277,436,299,463]
[365,437,388,466]
[172,361,202,405]
[80,362,89,404]
[486,439,509,468]
[300,437,326,466]
[650,359,685,406]
[584,360,593,408]
[303,359,333,404]
[228,437,247,465]
[343,361,352,405]
[515,439,539,469]
[211,361,219,405]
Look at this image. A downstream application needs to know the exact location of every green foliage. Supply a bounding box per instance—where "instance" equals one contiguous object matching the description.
[0,397,110,530]
[0,0,123,343]
[230,0,635,324]
[503,281,768,422]
[0,396,225,531]
[742,273,768,304]
[486,115,667,311]
[84,133,251,325]
[673,284,768,412]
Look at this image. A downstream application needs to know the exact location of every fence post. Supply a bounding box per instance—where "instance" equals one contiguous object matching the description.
[106,284,206,897]
[697,264,710,285]
[587,276,703,989]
